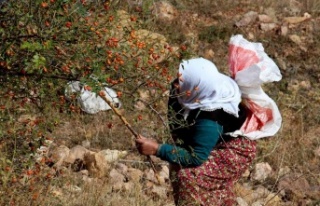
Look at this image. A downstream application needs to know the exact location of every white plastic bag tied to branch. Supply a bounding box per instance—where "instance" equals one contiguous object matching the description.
[65,81,121,114]
[228,34,282,140]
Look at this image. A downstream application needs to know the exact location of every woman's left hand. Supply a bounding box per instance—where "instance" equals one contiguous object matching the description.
[135,136,159,156]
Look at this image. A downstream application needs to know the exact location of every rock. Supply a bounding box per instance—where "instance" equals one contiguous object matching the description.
[123,182,135,191]
[236,184,282,205]
[82,175,94,183]
[276,58,287,70]
[280,25,289,36]
[98,149,128,163]
[152,1,178,22]
[258,14,274,23]
[127,168,143,183]
[289,34,307,51]
[144,168,158,183]
[134,29,172,64]
[80,169,89,176]
[242,169,251,178]
[136,29,167,43]
[236,197,249,206]
[278,173,311,200]
[66,185,82,193]
[35,145,49,163]
[299,80,311,89]
[17,114,36,124]
[126,0,142,8]
[48,145,70,168]
[289,34,302,45]
[248,32,255,40]
[264,193,282,205]
[314,147,320,157]
[64,145,89,164]
[158,165,169,181]
[278,166,291,177]
[251,200,263,206]
[134,101,146,111]
[235,11,258,27]
[250,162,273,182]
[202,49,215,60]
[253,186,272,200]
[264,7,278,23]
[109,168,126,191]
[83,151,109,178]
[81,140,90,148]
[283,13,311,24]
[149,184,167,199]
[115,163,128,175]
[259,23,277,31]
[285,0,302,15]
[50,187,63,197]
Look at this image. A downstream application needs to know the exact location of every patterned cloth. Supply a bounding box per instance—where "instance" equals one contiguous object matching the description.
[170,137,257,206]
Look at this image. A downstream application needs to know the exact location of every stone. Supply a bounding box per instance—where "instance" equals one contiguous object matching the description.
[149,184,167,199]
[264,193,282,205]
[235,11,258,27]
[259,23,277,31]
[277,173,310,200]
[283,13,311,24]
[109,168,126,191]
[280,25,289,36]
[81,140,90,148]
[64,145,89,164]
[83,151,109,178]
[80,169,89,176]
[314,147,320,157]
[144,168,157,183]
[115,163,128,175]
[66,185,82,193]
[251,200,263,206]
[236,197,249,206]
[123,182,135,191]
[258,14,274,23]
[289,34,302,45]
[242,169,251,178]
[152,1,178,22]
[264,7,278,22]
[127,168,143,183]
[250,162,273,182]
[202,49,215,60]
[278,166,291,177]
[158,165,169,181]
[98,149,128,163]
[48,145,70,168]
[299,80,311,89]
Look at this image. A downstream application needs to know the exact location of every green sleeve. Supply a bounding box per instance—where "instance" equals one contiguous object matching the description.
[156,119,222,167]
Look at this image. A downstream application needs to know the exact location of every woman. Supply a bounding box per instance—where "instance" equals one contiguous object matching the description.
[136,58,257,205]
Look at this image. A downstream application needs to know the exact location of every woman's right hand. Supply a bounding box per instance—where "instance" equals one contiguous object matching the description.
[135,136,159,156]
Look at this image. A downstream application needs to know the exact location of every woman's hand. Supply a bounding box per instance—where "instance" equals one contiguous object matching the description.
[135,136,159,156]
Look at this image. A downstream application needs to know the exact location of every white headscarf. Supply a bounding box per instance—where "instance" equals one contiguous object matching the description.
[177,58,241,119]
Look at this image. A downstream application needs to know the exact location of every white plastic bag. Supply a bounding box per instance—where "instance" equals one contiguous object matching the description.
[65,81,121,114]
[228,34,282,140]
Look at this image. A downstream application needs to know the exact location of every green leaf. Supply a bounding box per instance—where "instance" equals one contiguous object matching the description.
[20,41,43,52]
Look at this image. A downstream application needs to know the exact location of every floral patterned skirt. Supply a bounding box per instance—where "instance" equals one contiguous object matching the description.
[170,137,257,206]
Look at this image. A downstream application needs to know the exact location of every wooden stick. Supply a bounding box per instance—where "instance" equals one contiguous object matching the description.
[98,91,158,175]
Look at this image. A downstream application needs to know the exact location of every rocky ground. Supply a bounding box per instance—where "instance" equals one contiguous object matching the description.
[15,1,320,205]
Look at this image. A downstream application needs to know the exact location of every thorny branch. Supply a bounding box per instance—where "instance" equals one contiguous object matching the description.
[98,92,160,182]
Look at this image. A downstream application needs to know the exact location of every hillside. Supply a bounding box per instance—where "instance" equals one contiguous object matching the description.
[1,0,320,205]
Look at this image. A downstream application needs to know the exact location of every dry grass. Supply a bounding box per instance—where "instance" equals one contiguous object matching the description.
[1,0,320,205]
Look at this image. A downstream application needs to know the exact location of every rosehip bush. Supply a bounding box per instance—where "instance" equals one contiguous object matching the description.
[0,0,191,203]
